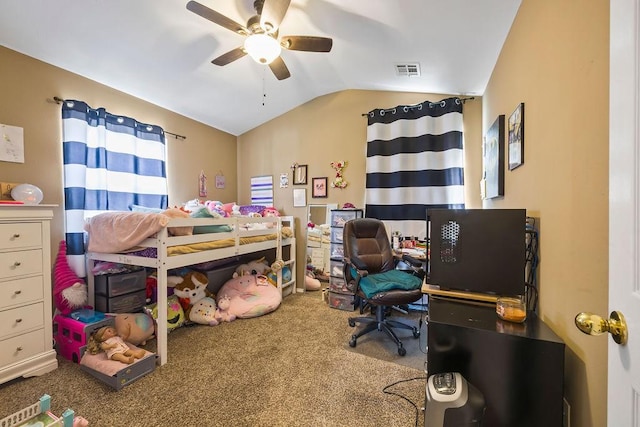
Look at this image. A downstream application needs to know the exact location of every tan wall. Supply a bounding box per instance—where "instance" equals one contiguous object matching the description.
[0,45,237,258]
[483,0,609,425]
[237,90,483,287]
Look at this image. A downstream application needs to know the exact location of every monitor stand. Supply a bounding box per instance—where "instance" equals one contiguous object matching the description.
[421,283,499,304]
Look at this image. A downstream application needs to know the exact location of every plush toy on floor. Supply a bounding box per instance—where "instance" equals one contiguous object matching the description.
[172,271,219,325]
[305,271,322,291]
[233,257,271,278]
[114,313,155,346]
[53,240,88,316]
[215,295,236,323]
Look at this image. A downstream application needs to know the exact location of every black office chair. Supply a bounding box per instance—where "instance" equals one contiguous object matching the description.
[343,218,424,356]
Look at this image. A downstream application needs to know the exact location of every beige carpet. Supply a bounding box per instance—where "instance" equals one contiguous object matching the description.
[0,293,427,427]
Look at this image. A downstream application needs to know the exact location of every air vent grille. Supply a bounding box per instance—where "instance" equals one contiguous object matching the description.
[395,63,421,77]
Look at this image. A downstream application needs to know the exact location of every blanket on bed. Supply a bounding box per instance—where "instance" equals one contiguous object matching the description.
[85,212,169,253]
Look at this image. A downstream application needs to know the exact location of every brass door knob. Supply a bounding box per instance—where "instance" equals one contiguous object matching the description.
[575,311,628,345]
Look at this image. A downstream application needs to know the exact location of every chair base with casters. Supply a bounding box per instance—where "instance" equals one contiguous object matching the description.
[347,288,423,356]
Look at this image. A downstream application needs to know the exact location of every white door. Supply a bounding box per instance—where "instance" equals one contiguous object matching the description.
[608,0,639,425]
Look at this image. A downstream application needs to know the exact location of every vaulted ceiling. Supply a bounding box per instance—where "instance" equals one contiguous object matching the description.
[0,0,521,135]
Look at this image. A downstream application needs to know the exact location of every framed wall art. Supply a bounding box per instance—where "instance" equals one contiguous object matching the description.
[508,103,525,170]
[482,115,505,199]
[293,164,307,185]
[293,188,307,207]
[312,177,328,198]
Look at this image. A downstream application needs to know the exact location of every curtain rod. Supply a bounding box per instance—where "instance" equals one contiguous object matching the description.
[52,96,187,140]
[360,96,476,117]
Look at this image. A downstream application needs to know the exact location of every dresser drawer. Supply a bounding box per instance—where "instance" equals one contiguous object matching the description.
[0,223,42,251]
[0,302,44,339]
[0,276,43,310]
[0,249,43,279]
[0,329,46,367]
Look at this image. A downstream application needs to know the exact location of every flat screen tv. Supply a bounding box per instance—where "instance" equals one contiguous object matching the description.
[426,208,526,296]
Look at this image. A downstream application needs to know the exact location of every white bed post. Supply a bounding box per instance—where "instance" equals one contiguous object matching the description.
[155,229,168,366]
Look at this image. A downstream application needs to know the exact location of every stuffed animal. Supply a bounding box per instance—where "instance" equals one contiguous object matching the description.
[217,274,281,319]
[233,257,271,278]
[144,294,186,333]
[172,271,215,323]
[53,240,88,315]
[189,297,219,326]
[215,295,236,322]
[114,313,155,346]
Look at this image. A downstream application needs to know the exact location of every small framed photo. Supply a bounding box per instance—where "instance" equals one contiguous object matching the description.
[482,114,505,199]
[293,188,307,207]
[312,177,328,198]
[508,103,525,170]
[293,164,308,185]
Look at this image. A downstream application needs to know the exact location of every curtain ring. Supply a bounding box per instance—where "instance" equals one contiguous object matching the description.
[65,101,75,108]
[418,104,423,110]
[428,103,434,108]
[146,125,153,131]
[403,106,409,113]
[380,110,385,116]
[117,117,124,123]
[392,108,396,114]
[369,112,374,118]
[455,98,461,105]
[440,100,446,107]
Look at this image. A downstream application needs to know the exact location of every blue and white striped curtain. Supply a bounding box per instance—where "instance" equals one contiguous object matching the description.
[62,100,168,276]
[365,97,465,239]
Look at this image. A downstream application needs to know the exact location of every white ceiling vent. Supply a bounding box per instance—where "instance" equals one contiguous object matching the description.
[395,63,421,77]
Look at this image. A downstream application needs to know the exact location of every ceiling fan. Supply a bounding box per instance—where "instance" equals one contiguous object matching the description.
[186,0,333,80]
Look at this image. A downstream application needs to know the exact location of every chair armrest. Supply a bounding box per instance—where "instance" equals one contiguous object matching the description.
[401,254,423,268]
[343,256,369,278]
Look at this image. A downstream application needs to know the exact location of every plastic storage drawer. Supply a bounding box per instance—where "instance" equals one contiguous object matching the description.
[330,227,344,244]
[95,289,146,313]
[330,242,344,260]
[329,276,353,294]
[331,210,362,227]
[95,269,146,297]
[328,291,355,311]
[330,259,344,278]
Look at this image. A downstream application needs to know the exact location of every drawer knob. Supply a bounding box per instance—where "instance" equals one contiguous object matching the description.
[12,233,20,239]
[13,261,21,267]
[14,290,22,295]
[16,346,23,352]
[15,318,22,323]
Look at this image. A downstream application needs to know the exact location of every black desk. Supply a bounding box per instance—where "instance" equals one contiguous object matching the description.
[427,296,565,427]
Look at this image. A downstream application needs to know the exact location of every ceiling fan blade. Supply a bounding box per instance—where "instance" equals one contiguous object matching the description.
[269,56,291,80]
[187,1,248,35]
[281,36,333,53]
[260,0,291,33]
[211,47,247,66]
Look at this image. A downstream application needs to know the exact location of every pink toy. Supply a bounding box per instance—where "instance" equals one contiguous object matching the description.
[217,274,281,319]
[53,315,110,363]
[53,240,88,315]
[215,295,236,322]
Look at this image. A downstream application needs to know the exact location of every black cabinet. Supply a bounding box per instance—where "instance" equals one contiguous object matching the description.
[427,296,565,427]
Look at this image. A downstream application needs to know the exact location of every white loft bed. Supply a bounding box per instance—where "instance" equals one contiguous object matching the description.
[85,215,296,366]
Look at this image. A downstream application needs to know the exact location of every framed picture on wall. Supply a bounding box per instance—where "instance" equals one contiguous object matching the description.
[293,164,307,185]
[312,177,328,198]
[508,103,525,170]
[293,188,307,207]
[482,115,505,199]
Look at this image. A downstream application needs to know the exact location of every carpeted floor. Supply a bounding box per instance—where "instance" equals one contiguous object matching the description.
[0,293,428,427]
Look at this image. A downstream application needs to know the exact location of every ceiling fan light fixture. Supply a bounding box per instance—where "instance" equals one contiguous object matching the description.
[244,33,281,64]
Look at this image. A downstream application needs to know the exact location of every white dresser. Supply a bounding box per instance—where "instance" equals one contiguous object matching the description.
[0,206,57,384]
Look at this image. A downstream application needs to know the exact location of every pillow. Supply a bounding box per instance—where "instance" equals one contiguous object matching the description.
[190,207,233,234]
[217,274,281,318]
[163,207,193,236]
[239,205,266,216]
[130,205,192,236]
[85,212,169,253]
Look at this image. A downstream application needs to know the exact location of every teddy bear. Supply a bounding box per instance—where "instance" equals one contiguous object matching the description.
[215,295,236,323]
[171,271,214,322]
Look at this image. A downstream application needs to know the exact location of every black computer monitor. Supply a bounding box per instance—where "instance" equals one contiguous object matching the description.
[426,208,526,296]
